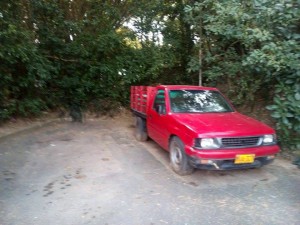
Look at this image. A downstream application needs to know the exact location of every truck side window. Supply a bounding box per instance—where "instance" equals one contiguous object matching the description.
[153,90,166,114]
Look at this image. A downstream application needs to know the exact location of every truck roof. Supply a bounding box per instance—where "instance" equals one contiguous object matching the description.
[156,85,218,91]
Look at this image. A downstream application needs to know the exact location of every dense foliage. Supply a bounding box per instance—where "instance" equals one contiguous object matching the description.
[184,0,300,150]
[0,0,299,150]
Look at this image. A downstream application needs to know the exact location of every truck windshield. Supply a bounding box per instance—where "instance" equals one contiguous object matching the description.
[169,90,234,113]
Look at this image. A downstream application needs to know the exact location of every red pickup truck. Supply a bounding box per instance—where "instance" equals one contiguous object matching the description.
[130,85,280,175]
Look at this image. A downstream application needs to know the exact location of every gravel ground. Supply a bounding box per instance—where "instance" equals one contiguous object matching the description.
[0,115,300,225]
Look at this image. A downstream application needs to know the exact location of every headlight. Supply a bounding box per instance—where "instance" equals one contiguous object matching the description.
[262,134,276,145]
[195,138,221,149]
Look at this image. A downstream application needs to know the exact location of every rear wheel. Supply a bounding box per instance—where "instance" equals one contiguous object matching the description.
[169,137,194,175]
[135,117,148,142]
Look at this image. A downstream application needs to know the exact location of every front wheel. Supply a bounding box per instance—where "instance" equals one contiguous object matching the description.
[169,137,194,175]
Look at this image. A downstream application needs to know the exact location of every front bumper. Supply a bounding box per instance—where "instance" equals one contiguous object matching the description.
[189,156,275,170]
[185,144,279,170]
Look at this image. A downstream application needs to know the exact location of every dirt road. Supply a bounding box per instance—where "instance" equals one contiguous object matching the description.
[0,116,300,225]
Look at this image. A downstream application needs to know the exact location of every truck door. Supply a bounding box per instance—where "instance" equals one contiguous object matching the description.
[147,89,169,149]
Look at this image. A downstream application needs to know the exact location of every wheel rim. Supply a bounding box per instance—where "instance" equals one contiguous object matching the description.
[171,142,182,167]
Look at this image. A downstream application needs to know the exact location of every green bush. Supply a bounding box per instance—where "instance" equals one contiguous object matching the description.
[17,98,47,117]
[266,82,300,151]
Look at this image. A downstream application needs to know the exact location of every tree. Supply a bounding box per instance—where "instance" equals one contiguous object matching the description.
[1,0,299,152]
[184,0,300,149]
[0,0,55,119]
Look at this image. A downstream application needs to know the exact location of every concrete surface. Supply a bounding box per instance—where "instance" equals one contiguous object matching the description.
[0,117,300,225]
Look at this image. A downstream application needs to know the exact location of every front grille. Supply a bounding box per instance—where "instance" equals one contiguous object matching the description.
[221,136,261,148]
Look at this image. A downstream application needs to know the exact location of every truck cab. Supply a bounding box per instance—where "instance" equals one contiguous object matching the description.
[131,85,280,175]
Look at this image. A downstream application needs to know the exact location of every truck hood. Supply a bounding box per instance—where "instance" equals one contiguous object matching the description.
[172,112,274,137]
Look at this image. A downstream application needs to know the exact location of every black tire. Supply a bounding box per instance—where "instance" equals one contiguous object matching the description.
[135,117,148,142]
[169,136,194,175]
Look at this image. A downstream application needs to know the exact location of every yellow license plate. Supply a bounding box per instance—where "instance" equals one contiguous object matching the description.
[234,154,255,164]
